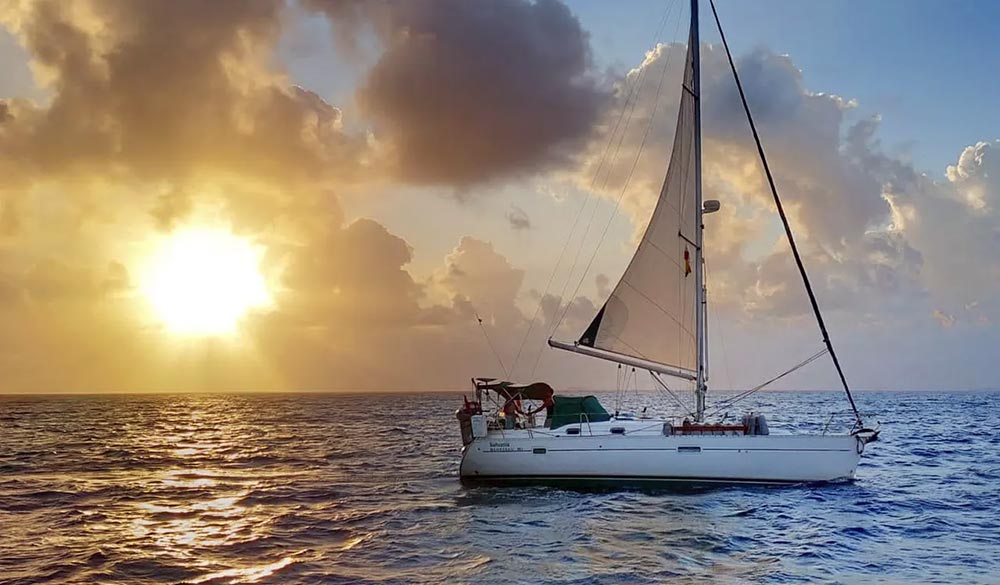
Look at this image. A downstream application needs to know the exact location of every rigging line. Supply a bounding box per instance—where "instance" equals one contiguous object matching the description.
[474,311,509,380]
[621,368,635,406]
[547,4,680,341]
[627,366,637,401]
[704,348,828,419]
[511,0,679,378]
[555,7,688,333]
[618,366,630,413]
[551,6,685,336]
[708,0,863,426]
[650,371,696,419]
[622,366,634,413]
[650,370,686,410]
[530,8,686,380]
[629,368,636,411]
[620,277,696,337]
[508,185,591,378]
[615,363,623,413]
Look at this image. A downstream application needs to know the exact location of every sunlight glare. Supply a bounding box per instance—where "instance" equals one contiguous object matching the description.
[142,228,271,335]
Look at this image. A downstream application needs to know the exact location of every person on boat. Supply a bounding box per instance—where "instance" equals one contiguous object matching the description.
[502,398,519,429]
[513,393,556,429]
[496,382,555,429]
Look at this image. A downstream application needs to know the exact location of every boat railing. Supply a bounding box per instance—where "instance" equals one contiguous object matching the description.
[487,412,596,437]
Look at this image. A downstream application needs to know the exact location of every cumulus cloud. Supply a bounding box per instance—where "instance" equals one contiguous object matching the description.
[885,140,1000,319]
[307,0,608,185]
[946,141,1000,212]
[567,37,1000,389]
[281,216,422,324]
[576,41,931,322]
[249,225,613,390]
[0,0,625,392]
[1,1,997,392]
[434,236,525,327]
[0,1,371,211]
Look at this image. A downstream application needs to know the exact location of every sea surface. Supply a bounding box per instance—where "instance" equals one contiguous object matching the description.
[1,390,998,585]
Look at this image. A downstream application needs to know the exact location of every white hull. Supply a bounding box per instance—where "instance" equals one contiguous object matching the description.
[460,420,864,485]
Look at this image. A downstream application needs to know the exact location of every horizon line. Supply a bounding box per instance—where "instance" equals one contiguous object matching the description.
[1,387,997,397]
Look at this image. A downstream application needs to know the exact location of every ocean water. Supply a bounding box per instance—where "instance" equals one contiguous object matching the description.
[0,390,998,585]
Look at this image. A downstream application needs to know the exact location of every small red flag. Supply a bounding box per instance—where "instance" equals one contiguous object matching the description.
[683,247,692,277]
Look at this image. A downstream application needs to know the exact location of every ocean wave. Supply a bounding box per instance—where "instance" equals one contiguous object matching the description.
[1,391,999,584]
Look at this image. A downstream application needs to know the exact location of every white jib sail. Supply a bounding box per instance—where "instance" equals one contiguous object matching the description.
[579,34,699,374]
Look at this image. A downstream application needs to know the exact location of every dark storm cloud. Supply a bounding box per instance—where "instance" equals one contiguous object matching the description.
[307,0,608,185]
[0,0,621,392]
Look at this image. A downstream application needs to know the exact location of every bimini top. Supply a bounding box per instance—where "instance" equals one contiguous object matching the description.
[473,378,555,402]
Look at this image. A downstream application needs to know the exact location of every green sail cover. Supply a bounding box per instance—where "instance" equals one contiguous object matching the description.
[549,395,611,429]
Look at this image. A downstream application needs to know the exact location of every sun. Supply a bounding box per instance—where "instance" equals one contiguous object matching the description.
[141,228,271,336]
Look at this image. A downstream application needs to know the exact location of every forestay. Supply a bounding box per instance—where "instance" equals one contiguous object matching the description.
[578,32,700,374]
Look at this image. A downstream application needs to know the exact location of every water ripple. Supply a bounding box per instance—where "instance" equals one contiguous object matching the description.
[0,391,997,584]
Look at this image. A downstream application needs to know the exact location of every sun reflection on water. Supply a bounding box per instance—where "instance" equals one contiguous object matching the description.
[44,395,339,583]
[8,392,987,583]
[188,555,301,584]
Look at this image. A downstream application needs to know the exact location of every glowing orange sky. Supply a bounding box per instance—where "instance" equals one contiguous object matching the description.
[0,0,997,392]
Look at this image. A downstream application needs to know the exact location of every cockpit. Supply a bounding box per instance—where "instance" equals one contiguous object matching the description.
[458,378,612,433]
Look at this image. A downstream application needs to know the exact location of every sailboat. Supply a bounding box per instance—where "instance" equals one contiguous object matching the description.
[456,0,879,486]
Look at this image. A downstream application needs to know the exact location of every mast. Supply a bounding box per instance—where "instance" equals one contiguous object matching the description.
[691,0,707,422]
[549,0,712,399]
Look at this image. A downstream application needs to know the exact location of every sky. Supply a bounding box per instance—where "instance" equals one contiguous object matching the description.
[0,0,997,394]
